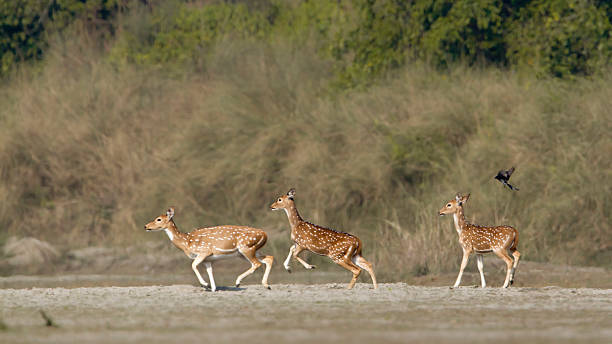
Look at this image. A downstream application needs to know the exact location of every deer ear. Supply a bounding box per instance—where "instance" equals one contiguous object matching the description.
[462,194,471,203]
[287,188,296,199]
[166,207,175,219]
[455,194,462,202]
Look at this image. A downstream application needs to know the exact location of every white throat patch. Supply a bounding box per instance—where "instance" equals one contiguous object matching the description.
[163,228,174,240]
[453,213,462,233]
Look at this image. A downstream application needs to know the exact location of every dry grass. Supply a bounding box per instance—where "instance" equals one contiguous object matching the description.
[0,33,610,280]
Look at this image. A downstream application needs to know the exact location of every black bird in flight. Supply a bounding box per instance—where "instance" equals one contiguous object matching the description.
[495,167,519,191]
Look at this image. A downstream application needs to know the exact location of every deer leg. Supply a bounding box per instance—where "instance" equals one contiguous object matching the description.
[476,254,486,288]
[336,259,361,290]
[352,255,378,289]
[191,254,210,288]
[204,261,217,292]
[293,245,316,270]
[256,252,274,290]
[283,244,295,272]
[235,248,262,288]
[510,249,521,285]
[493,249,514,288]
[453,249,471,288]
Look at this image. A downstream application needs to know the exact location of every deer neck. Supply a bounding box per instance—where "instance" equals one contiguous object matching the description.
[284,202,304,231]
[453,207,468,235]
[164,221,189,250]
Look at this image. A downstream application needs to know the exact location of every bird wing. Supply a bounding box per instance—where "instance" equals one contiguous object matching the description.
[507,167,515,178]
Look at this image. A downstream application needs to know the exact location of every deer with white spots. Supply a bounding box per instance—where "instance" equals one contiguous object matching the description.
[270,189,377,289]
[144,207,273,292]
[439,194,521,288]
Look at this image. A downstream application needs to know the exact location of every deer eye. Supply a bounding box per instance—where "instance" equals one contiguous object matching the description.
[156,218,161,222]
[447,204,451,207]
[278,198,282,202]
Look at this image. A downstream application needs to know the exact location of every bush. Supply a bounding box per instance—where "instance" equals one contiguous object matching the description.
[335,0,611,86]
[4,0,609,80]
[506,0,612,78]
[109,1,274,72]
[0,0,120,75]
[334,0,511,87]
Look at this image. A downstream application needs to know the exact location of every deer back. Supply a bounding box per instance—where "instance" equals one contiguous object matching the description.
[187,226,267,254]
[460,224,516,252]
[294,222,361,260]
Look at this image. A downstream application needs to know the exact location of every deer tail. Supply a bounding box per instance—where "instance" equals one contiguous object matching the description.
[354,236,363,257]
[509,228,519,252]
[255,231,268,250]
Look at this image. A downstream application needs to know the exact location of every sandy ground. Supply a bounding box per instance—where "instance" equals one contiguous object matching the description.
[1,278,611,344]
[1,248,611,344]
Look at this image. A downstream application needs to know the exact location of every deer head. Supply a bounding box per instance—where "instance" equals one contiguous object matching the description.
[144,207,175,231]
[439,194,470,216]
[270,188,295,211]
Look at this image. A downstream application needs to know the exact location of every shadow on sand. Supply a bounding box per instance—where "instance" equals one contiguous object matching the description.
[206,286,246,292]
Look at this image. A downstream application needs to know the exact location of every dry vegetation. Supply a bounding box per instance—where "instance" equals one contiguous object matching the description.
[0,32,610,280]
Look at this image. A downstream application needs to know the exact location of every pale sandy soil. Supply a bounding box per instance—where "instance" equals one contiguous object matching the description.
[1,280,611,344]
[1,246,611,344]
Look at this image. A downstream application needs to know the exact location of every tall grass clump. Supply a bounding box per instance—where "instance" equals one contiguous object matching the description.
[0,24,610,280]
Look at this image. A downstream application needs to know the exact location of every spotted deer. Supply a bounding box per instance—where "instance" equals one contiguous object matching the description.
[144,207,273,291]
[270,189,377,289]
[439,194,521,288]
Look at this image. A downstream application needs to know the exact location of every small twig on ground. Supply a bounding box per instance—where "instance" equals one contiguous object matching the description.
[39,309,58,327]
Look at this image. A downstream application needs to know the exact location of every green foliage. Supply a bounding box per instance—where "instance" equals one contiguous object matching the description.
[506,0,612,77]
[336,0,610,86]
[413,0,507,66]
[0,0,49,74]
[109,1,274,71]
[2,0,611,80]
[330,0,411,89]
[0,0,120,75]
[271,0,346,46]
[335,0,509,87]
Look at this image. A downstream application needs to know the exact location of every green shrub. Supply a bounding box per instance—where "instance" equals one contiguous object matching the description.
[0,0,49,74]
[4,0,610,80]
[506,0,612,78]
[109,1,274,72]
[0,0,120,75]
[335,0,611,86]
[333,0,511,88]
[329,0,411,89]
